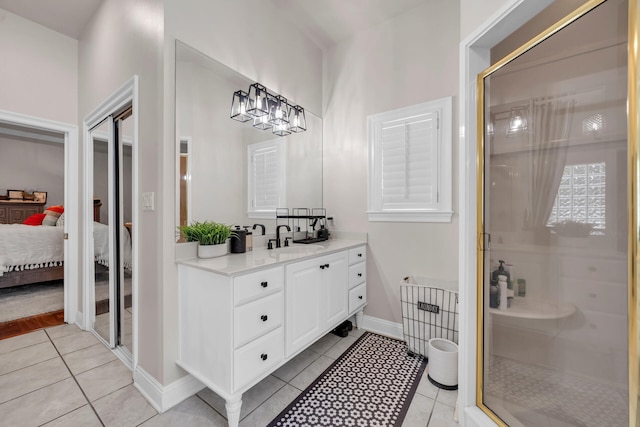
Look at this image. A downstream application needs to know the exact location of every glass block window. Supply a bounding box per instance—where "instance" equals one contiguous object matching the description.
[547,162,606,234]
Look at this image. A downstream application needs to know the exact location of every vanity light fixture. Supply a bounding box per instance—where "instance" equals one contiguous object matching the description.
[288,104,307,132]
[247,83,269,117]
[230,82,307,134]
[507,106,528,136]
[230,90,252,122]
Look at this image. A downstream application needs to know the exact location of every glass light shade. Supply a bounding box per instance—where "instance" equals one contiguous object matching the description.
[269,95,289,125]
[273,121,291,136]
[230,90,252,122]
[288,105,306,132]
[507,106,528,136]
[253,114,272,130]
[247,83,269,117]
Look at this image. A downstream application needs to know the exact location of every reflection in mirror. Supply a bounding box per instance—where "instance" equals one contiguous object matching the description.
[92,119,113,345]
[175,41,322,241]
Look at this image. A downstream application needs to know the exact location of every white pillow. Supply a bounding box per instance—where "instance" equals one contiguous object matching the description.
[56,212,65,227]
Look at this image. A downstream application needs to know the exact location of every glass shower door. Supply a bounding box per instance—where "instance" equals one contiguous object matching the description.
[478,0,630,425]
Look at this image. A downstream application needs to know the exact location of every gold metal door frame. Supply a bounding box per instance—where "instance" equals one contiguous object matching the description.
[475,0,638,425]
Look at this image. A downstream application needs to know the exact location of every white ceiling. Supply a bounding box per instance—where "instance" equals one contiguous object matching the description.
[0,0,427,48]
[0,0,102,39]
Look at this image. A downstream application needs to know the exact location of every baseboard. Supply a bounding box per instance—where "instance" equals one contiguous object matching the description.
[134,366,205,413]
[361,315,403,340]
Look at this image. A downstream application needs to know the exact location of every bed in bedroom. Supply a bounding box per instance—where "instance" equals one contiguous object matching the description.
[0,214,132,289]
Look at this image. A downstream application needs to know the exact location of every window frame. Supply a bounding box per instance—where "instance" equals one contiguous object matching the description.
[247,138,286,219]
[367,96,453,223]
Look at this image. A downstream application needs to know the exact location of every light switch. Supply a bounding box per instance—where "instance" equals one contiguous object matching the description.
[143,192,155,211]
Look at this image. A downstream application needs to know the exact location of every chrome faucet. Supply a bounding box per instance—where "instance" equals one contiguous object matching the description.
[276,225,291,248]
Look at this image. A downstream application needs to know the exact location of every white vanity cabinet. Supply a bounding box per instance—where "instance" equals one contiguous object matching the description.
[285,251,348,357]
[177,265,285,427]
[177,240,367,427]
[348,246,367,326]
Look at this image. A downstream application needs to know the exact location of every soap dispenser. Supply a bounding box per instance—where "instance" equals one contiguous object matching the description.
[491,260,510,287]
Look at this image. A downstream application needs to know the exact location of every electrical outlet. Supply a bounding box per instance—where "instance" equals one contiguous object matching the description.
[142,192,155,211]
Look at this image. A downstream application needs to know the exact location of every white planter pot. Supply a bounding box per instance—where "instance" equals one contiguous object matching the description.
[198,243,228,259]
[427,338,458,390]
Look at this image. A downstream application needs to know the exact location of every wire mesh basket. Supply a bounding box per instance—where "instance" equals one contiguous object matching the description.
[400,276,459,358]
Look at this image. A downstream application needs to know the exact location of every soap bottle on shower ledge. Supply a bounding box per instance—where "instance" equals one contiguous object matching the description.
[492,260,511,289]
[498,275,509,311]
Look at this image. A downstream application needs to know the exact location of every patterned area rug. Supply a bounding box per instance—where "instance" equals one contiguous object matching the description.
[268,332,426,427]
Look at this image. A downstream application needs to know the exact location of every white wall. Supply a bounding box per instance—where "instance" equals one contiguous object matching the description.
[0,8,77,124]
[460,0,513,41]
[323,0,460,323]
[79,0,164,380]
[0,137,64,206]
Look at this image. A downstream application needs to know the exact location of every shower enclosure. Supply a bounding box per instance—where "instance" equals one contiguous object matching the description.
[477,0,633,425]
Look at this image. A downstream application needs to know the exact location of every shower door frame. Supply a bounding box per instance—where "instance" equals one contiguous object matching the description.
[473,0,638,426]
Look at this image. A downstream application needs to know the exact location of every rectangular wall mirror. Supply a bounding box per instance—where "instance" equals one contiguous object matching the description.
[175,41,323,242]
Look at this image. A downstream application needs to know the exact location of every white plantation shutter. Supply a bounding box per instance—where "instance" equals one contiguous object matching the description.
[380,113,438,210]
[368,97,453,223]
[248,139,286,218]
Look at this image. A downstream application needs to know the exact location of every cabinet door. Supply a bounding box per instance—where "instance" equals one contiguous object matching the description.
[285,257,324,357]
[323,251,349,329]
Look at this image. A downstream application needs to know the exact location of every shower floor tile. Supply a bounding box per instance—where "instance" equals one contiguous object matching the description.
[486,355,627,426]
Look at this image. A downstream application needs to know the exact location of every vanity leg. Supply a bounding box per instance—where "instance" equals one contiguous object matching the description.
[355,309,364,329]
[225,395,242,427]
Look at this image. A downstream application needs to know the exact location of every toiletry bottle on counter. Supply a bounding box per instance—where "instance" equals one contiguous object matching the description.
[498,275,508,311]
[243,227,253,252]
[517,278,526,297]
[490,284,499,308]
[491,260,511,289]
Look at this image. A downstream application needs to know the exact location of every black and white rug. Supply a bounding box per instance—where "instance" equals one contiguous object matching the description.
[268,332,426,427]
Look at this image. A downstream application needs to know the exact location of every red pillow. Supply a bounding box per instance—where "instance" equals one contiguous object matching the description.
[23,213,46,225]
[46,205,64,214]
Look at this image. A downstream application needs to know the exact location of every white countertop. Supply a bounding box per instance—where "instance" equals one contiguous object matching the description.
[176,238,366,276]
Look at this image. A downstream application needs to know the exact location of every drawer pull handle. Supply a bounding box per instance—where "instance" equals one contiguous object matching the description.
[358,253,363,257]
[261,281,268,288]
[260,353,268,361]
[325,263,330,269]
[320,264,329,269]
[358,295,363,300]
[357,273,362,277]
[320,265,325,270]
[261,315,268,322]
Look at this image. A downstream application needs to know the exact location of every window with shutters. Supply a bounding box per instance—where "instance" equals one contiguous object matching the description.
[367,97,453,222]
[247,139,286,219]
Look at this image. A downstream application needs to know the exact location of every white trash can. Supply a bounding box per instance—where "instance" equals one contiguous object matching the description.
[428,338,458,390]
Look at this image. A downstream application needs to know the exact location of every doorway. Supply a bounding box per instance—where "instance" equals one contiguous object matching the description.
[477,0,630,425]
[0,110,78,339]
[83,77,137,369]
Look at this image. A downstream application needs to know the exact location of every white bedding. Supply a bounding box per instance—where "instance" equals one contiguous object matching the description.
[0,222,132,276]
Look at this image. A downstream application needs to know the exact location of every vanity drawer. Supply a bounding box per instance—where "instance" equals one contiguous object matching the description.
[234,327,283,391]
[349,283,367,313]
[234,266,284,306]
[348,246,366,265]
[349,263,366,289]
[234,292,283,349]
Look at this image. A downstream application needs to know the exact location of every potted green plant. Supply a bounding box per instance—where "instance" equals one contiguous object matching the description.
[178,220,236,258]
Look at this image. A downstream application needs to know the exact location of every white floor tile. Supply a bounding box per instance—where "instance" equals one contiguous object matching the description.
[239,384,300,427]
[0,357,70,404]
[323,334,358,359]
[45,323,82,340]
[75,359,133,401]
[428,401,458,427]
[42,405,102,427]
[0,377,86,427]
[0,341,58,375]
[289,355,334,390]
[0,329,48,355]
[62,342,118,375]
[93,384,157,426]
[272,348,321,383]
[51,330,100,355]
[141,396,227,427]
[402,392,435,427]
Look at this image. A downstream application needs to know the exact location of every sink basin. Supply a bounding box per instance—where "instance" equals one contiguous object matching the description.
[272,244,326,255]
[279,244,325,254]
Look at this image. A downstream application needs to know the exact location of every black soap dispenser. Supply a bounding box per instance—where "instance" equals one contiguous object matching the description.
[230,226,247,253]
[491,260,510,286]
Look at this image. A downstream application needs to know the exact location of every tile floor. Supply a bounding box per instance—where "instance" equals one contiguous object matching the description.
[0,324,458,426]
